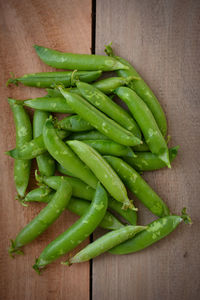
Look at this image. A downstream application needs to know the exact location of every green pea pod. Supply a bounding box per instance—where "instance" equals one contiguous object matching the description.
[67,140,136,210]
[6,130,69,160]
[22,186,53,204]
[9,178,72,255]
[109,209,191,254]
[33,182,108,271]
[39,175,137,225]
[56,115,93,132]
[124,146,179,172]
[47,76,136,97]
[23,97,74,113]
[34,45,128,71]
[70,130,149,152]
[8,98,32,198]
[59,87,142,147]
[115,87,170,167]
[7,70,102,88]
[105,44,167,136]
[104,156,169,217]
[66,225,146,264]
[76,81,141,138]
[70,130,110,141]
[33,110,55,176]
[57,164,75,177]
[69,139,135,157]
[43,118,98,188]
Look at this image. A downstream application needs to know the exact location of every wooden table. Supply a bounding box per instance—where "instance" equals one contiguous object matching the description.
[0,1,199,299]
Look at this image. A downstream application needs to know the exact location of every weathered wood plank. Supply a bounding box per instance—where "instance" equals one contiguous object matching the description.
[94,1,200,299]
[0,1,91,299]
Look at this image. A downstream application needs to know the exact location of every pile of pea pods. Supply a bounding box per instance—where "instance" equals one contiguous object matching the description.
[6,43,191,273]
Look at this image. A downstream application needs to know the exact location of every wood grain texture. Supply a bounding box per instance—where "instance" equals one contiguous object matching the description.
[0,1,91,299]
[94,1,200,299]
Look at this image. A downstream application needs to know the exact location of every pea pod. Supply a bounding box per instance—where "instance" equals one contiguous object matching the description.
[22,186,53,204]
[66,225,146,264]
[104,156,169,217]
[57,164,75,176]
[67,140,136,210]
[33,110,55,176]
[39,175,137,225]
[56,115,93,132]
[43,118,98,188]
[115,87,170,167]
[23,97,74,113]
[33,182,108,271]
[59,87,142,146]
[6,129,69,160]
[34,45,128,71]
[105,44,167,136]
[8,98,32,197]
[9,178,72,255]
[109,210,191,254]
[70,130,149,152]
[124,146,179,172]
[7,70,102,88]
[76,81,141,138]
[24,192,124,231]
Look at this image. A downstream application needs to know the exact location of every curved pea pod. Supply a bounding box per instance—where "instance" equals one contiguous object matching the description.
[6,130,69,160]
[8,98,32,198]
[23,97,75,113]
[33,110,55,176]
[43,118,98,188]
[124,146,179,172]
[70,130,110,141]
[22,186,53,204]
[75,140,135,157]
[76,81,141,138]
[59,87,142,147]
[33,182,108,271]
[56,115,93,132]
[9,179,72,255]
[67,140,136,210]
[115,87,170,167]
[34,45,128,71]
[7,70,102,88]
[104,156,169,217]
[105,44,167,136]
[66,225,146,264]
[109,209,191,254]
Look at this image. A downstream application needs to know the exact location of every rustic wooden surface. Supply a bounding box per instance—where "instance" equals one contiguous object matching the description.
[0,1,91,300]
[94,1,200,300]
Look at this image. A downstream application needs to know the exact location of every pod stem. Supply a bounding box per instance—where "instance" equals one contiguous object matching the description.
[181,208,192,225]
[8,240,23,257]
[32,260,41,275]
[6,72,18,86]
[104,42,114,57]
[15,195,28,207]
[122,199,138,211]
[61,261,71,266]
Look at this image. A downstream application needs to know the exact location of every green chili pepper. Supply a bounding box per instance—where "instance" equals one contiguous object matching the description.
[67,140,136,210]
[8,98,32,198]
[104,156,169,217]
[33,182,108,271]
[76,81,141,138]
[34,45,128,71]
[65,225,146,264]
[124,146,179,172]
[105,44,167,136]
[33,110,55,176]
[58,87,142,146]
[115,87,170,167]
[43,118,98,188]
[7,70,102,88]
[9,178,72,255]
[109,209,191,254]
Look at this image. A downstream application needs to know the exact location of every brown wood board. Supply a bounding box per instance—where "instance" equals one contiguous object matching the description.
[94,1,200,300]
[0,1,91,300]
